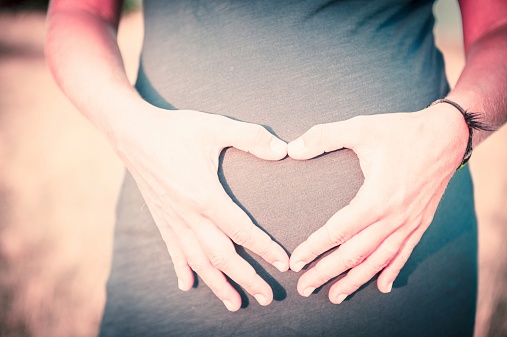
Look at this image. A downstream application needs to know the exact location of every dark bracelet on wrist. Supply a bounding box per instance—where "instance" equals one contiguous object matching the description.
[427,98,491,170]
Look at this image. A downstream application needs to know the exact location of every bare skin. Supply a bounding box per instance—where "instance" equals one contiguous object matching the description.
[46,0,507,309]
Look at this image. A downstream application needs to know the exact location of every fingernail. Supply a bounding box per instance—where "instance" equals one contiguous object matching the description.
[303,287,315,297]
[270,138,286,154]
[292,261,306,272]
[386,282,393,293]
[254,294,268,306]
[273,261,287,272]
[177,278,185,291]
[223,300,235,312]
[290,138,305,152]
[334,294,348,304]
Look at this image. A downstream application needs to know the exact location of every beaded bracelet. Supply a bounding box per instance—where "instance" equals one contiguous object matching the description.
[428,98,491,170]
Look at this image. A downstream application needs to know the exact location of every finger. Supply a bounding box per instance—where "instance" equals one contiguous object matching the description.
[288,118,361,160]
[158,222,195,291]
[290,192,377,272]
[296,218,393,296]
[219,117,287,160]
[194,219,274,306]
[177,227,242,312]
[144,203,196,291]
[207,185,290,272]
[328,231,407,304]
[377,222,427,294]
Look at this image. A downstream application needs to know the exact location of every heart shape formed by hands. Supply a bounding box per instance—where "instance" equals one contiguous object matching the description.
[218,128,364,303]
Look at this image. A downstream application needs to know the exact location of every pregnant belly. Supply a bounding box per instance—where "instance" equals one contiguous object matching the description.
[108,75,476,337]
[134,37,452,303]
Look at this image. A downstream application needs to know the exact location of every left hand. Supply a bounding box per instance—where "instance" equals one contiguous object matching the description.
[287,104,469,304]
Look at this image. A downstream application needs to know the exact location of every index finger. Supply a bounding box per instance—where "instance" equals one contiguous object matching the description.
[289,188,378,272]
[205,182,290,273]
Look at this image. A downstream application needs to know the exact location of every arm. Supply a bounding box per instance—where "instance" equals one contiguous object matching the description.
[286,0,507,303]
[46,0,290,311]
[46,0,135,138]
[447,0,507,147]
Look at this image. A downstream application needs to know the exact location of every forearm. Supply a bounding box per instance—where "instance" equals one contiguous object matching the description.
[446,23,507,148]
[45,3,144,144]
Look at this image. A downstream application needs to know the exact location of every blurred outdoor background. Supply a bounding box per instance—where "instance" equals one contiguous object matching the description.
[0,0,506,336]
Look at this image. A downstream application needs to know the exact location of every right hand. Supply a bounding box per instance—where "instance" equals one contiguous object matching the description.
[113,103,289,311]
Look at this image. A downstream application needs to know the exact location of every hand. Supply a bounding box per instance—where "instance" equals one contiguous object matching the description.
[287,105,469,303]
[113,104,290,311]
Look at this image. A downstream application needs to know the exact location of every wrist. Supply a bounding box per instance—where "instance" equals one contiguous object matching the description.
[428,99,473,170]
[90,89,151,147]
[423,102,470,170]
[428,97,496,169]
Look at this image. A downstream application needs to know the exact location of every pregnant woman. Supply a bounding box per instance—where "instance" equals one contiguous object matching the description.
[46,0,506,336]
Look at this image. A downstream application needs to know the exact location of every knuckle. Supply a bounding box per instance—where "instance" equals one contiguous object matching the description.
[188,261,206,274]
[342,255,364,269]
[326,226,346,246]
[371,259,390,272]
[209,252,229,270]
[230,224,254,246]
[381,244,399,260]
[346,277,364,291]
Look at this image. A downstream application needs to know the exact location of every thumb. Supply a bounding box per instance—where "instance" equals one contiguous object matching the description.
[288,121,357,160]
[221,119,287,160]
